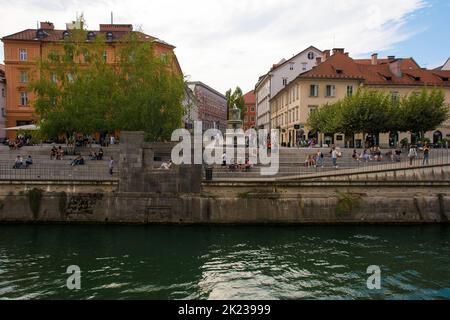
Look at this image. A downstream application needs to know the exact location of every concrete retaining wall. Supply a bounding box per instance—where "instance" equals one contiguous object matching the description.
[0,181,449,224]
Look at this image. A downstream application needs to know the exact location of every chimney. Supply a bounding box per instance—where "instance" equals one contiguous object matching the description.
[332,48,345,55]
[99,24,133,32]
[388,55,396,61]
[316,57,322,66]
[371,53,378,65]
[323,50,330,60]
[40,21,54,30]
[344,52,349,57]
[389,60,402,78]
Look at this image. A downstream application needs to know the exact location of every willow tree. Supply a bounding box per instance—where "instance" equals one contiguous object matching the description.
[30,26,185,142]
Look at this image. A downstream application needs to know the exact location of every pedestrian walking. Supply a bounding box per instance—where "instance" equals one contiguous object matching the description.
[109,157,115,175]
[316,150,324,168]
[423,144,430,165]
[408,145,418,166]
[331,147,339,168]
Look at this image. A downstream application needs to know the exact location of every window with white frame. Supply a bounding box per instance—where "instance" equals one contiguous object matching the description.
[391,91,400,102]
[325,85,336,97]
[20,71,28,83]
[19,49,27,61]
[20,92,28,106]
[282,78,288,86]
[310,85,319,97]
[289,62,294,71]
[302,62,307,71]
[309,105,318,115]
[347,85,353,97]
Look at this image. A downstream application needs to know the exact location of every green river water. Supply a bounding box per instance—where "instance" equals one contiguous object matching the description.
[0,225,449,300]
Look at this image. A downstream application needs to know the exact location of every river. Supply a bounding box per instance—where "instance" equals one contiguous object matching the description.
[0,225,449,300]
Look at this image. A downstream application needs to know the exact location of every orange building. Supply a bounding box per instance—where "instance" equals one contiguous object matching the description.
[1,21,183,139]
[243,90,256,130]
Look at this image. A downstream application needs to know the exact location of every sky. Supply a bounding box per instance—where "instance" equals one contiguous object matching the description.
[0,0,449,94]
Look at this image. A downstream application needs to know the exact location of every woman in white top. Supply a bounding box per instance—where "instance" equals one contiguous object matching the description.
[408,145,418,166]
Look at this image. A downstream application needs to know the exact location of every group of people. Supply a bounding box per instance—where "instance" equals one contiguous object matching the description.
[50,146,65,160]
[303,147,342,168]
[100,135,117,148]
[7,137,29,150]
[228,159,253,172]
[352,146,385,163]
[13,155,33,169]
[89,149,104,161]
[221,153,253,172]
[407,144,431,166]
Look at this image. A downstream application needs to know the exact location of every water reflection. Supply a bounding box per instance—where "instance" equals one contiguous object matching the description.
[0,225,449,300]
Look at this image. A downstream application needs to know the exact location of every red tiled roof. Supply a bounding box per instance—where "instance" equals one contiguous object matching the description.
[243,90,256,105]
[300,53,365,80]
[271,53,450,101]
[355,58,391,65]
[1,28,172,47]
[359,63,450,86]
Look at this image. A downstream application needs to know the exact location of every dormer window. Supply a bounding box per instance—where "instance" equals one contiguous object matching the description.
[36,29,47,39]
[336,69,343,74]
[87,31,96,41]
[413,76,421,81]
[443,77,449,82]
[385,76,392,81]
[62,31,70,39]
[106,32,113,41]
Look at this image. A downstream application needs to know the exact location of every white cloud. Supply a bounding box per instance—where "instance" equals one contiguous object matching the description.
[0,0,427,93]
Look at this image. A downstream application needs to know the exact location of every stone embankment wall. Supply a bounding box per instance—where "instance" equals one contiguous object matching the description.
[0,180,449,225]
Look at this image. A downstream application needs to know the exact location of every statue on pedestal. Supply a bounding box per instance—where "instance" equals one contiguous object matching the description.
[227,104,243,130]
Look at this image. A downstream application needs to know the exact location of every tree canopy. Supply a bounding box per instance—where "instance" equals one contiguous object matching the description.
[307,88,448,140]
[30,27,185,142]
[398,88,448,138]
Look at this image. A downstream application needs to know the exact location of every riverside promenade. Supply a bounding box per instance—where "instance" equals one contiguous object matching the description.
[0,133,449,225]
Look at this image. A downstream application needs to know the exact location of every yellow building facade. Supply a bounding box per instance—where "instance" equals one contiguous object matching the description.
[270,51,450,148]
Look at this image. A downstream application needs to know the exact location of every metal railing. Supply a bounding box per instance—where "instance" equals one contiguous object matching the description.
[206,148,450,180]
[0,164,119,182]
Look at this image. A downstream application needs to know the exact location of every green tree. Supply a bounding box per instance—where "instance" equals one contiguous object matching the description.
[226,87,246,121]
[308,89,398,145]
[398,88,449,140]
[114,33,185,141]
[30,26,184,142]
[307,102,344,134]
[340,89,397,140]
